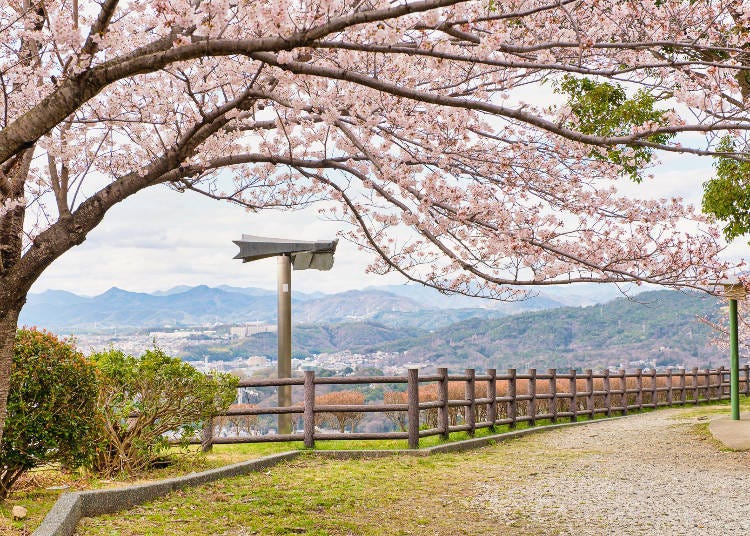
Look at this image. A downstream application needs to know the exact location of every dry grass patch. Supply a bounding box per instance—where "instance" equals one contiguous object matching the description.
[76,435,594,536]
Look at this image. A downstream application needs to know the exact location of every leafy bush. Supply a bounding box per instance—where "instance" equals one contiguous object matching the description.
[0,329,99,501]
[90,347,237,477]
[554,75,674,182]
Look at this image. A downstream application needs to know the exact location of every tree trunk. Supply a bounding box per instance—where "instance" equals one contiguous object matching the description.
[0,296,22,448]
[0,148,32,448]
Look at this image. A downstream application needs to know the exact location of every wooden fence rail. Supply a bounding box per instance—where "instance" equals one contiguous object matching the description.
[199,365,750,450]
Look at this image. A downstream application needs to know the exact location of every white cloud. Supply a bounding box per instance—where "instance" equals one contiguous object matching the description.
[32,185,404,296]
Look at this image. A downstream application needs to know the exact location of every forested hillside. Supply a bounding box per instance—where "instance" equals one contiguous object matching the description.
[182,290,726,370]
[374,290,724,370]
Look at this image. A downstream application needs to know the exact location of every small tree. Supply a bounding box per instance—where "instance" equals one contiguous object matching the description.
[315,391,365,433]
[0,329,98,501]
[383,391,408,432]
[90,347,237,477]
[419,382,470,428]
[215,404,259,437]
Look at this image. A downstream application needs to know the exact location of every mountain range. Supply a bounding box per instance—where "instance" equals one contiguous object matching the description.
[20,282,636,331]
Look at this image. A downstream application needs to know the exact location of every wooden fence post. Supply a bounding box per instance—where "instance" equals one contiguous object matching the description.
[636,369,643,411]
[548,369,558,423]
[719,366,724,399]
[528,369,537,426]
[508,369,517,429]
[692,367,700,404]
[619,369,627,415]
[585,369,594,419]
[650,369,657,407]
[718,367,723,400]
[705,368,711,402]
[666,368,673,406]
[202,374,214,452]
[303,370,315,448]
[603,369,611,417]
[679,369,687,406]
[407,368,420,449]
[465,368,476,437]
[438,367,449,440]
[745,364,750,396]
[569,369,577,422]
[487,369,497,431]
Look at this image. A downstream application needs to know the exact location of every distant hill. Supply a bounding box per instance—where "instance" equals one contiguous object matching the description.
[179,321,412,361]
[373,282,643,310]
[20,285,280,329]
[177,289,726,370]
[372,290,725,370]
[296,290,423,323]
[22,282,651,332]
[20,285,426,330]
[370,307,507,329]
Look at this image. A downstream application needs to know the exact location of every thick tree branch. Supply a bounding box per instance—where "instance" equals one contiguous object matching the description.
[252,51,750,158]
[0,0,467,165]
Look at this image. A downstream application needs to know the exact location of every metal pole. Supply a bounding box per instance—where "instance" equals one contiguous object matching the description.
[730,298,740,421]
[278,254,292,433]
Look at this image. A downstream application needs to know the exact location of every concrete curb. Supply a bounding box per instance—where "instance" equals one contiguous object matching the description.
[708,414,750,451]
[32,452,301,536]
[33,417,624,535]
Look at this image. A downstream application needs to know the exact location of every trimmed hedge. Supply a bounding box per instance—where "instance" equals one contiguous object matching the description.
[1,329,99,501]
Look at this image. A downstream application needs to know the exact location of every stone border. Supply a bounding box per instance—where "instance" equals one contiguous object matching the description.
[32,452,300,536]
[33,417,623,536]
[707,414,750,451]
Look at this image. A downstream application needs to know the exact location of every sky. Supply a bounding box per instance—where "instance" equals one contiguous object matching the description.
[29,145,749,298]
[30,185,402,296]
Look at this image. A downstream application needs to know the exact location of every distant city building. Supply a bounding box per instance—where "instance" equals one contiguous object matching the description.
[245,356,271,368]
[236,388,262,404]
[230,322,277,338]
[149,330,203,339]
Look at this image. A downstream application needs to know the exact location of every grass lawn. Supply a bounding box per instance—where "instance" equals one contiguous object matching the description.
[77,446,535,536]
[3,397,748,535]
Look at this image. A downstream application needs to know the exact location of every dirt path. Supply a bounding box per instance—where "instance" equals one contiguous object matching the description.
[472,408,750,535]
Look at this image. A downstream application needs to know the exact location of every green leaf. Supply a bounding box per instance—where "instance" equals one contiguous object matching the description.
[702,136,750,241]
[554,75,675,182]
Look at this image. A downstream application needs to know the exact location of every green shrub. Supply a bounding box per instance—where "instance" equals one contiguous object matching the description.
[0,329,99,501]
[90,347,237,476]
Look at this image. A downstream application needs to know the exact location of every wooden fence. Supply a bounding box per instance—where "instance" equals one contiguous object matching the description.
[200,365,750,450]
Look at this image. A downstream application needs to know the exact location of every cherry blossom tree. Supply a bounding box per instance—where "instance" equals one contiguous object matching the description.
[0,0,749,445]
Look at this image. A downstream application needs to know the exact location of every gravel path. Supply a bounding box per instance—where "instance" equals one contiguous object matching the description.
[473,409,750,535]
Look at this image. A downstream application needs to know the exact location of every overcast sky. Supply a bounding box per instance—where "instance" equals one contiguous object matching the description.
[28,146,749,298]
[30,185,398,296]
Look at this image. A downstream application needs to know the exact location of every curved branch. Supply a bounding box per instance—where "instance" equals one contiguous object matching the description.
[251,51,750,158]
[313,40,750,77]
[0,0,467,165]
